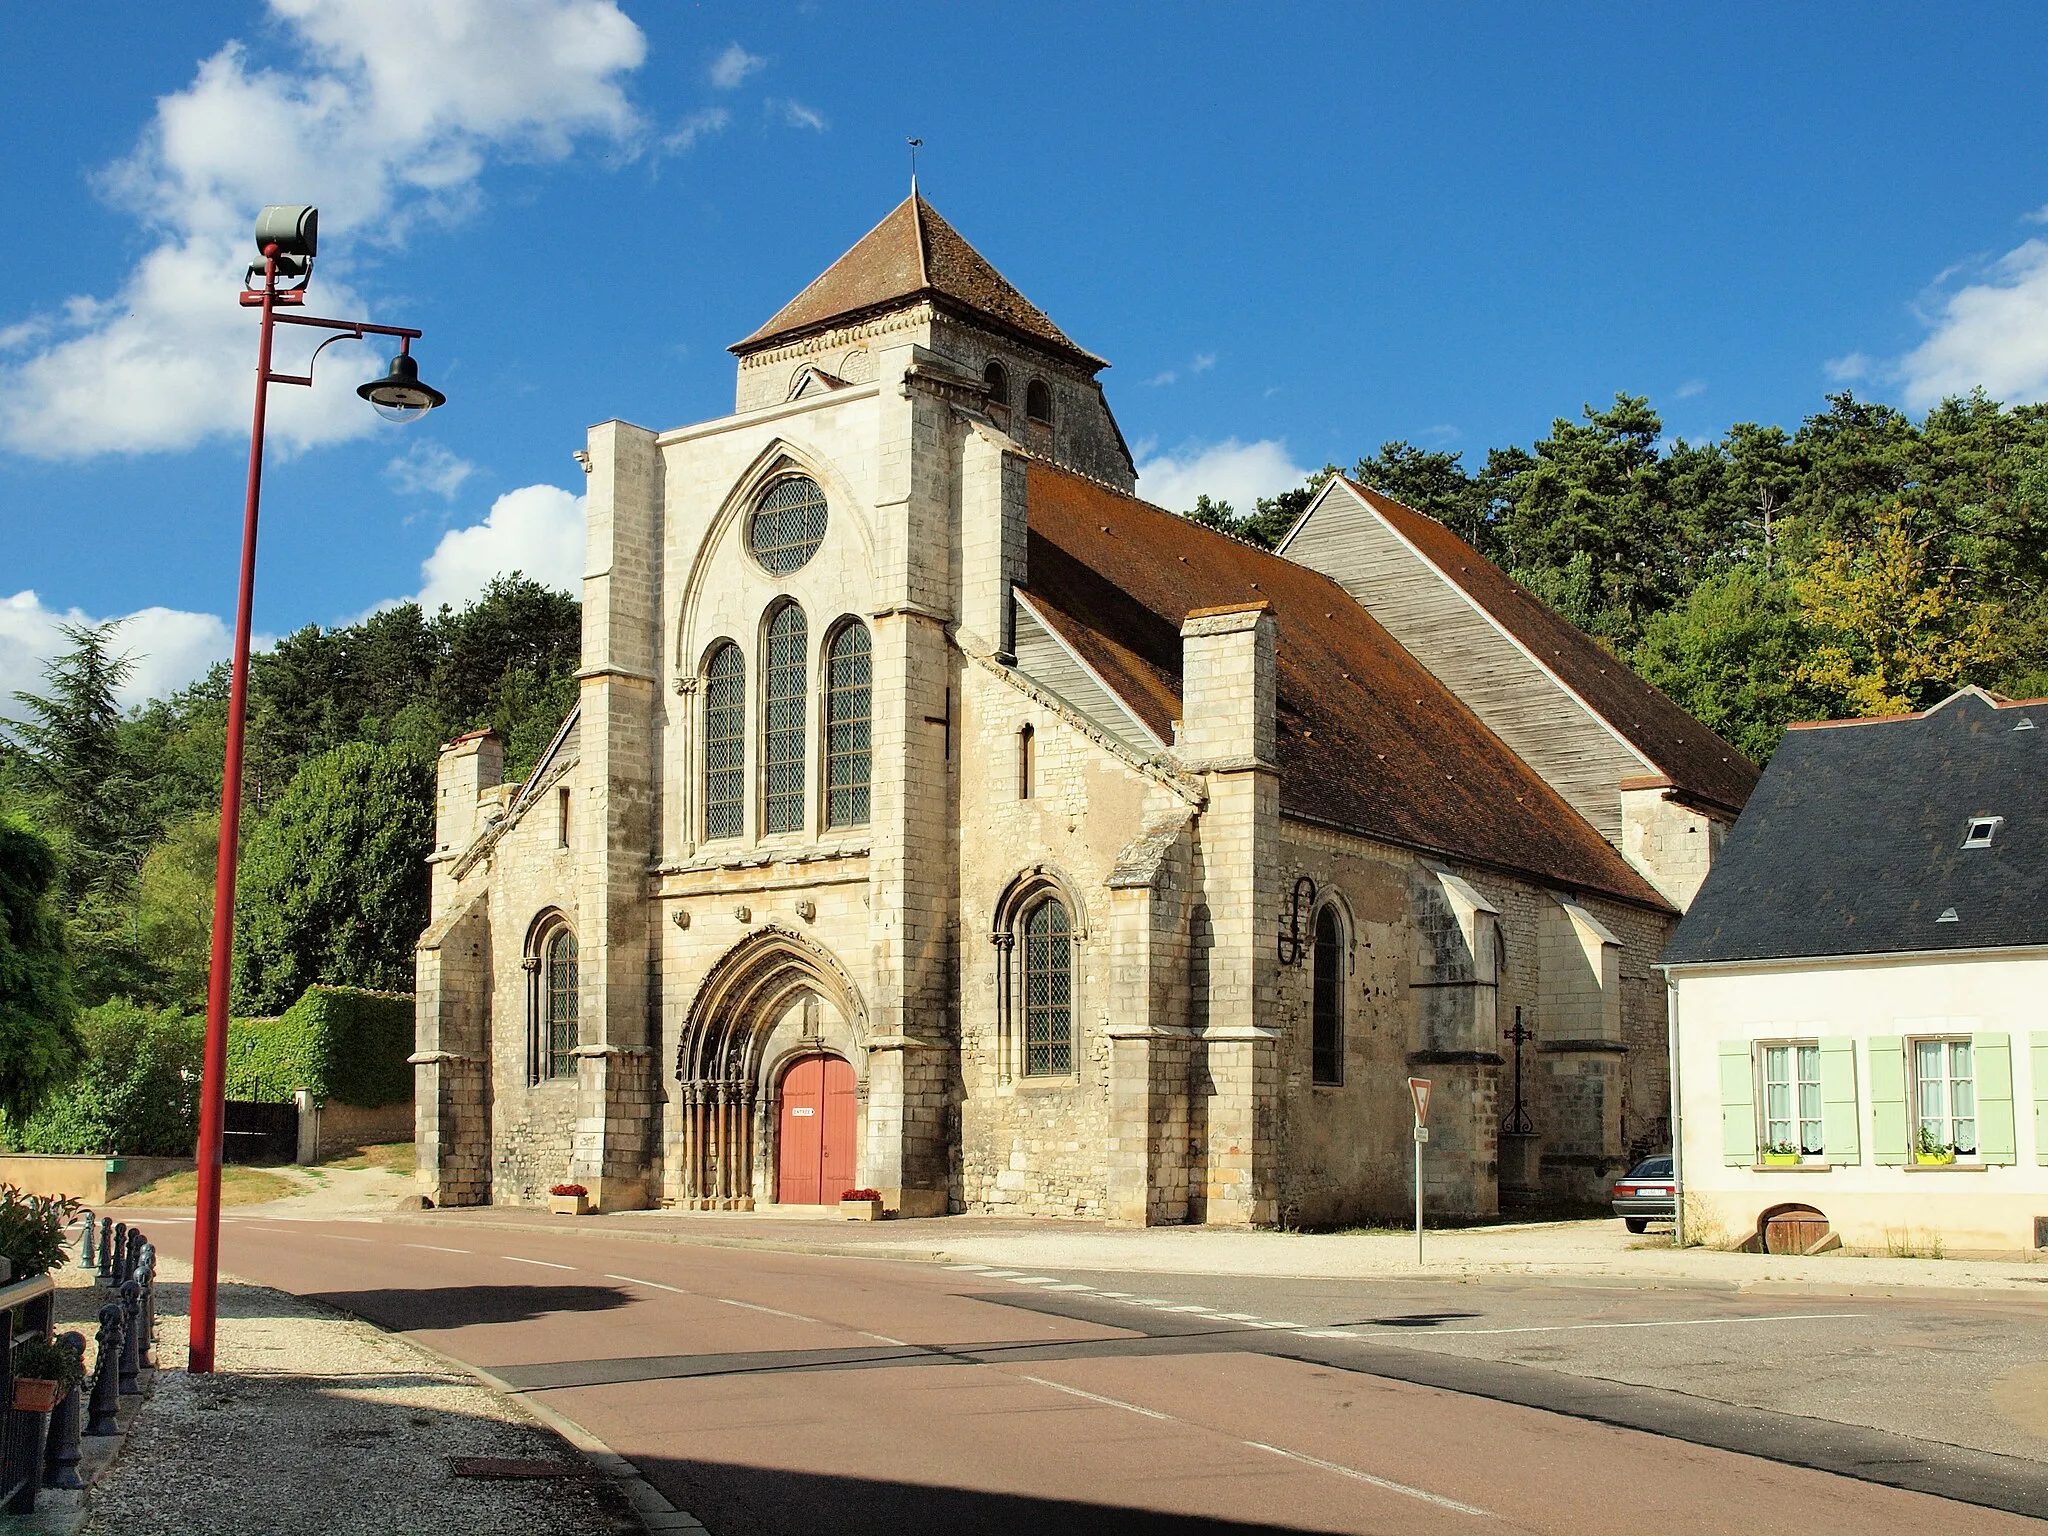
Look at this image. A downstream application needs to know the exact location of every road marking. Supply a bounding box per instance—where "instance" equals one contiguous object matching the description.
[1245,1442,1494,1517]
[1214,1312,1263,1321]
[862,1333,909,1346]
[1296,1330,1359,1339]
[320,1234,374,1243]
[1002,1276,1063,1285]
[1043,1283,1096,1291]
[719,1299,819,1323]
[606,1274,689,1294]
[1164,1304,1218,1314]
[1091,1291,1132,1299]
[502,1256,574,1270]
[977,1270,1028,1278]
[404,1243,470,1254]
[945,1264,993,1272]
[239,1226,290,1234]
[1018,1375,1172,1420]
[1348,1312,1868,1339]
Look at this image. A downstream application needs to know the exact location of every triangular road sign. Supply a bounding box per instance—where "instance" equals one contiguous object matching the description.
[1407,1076,1432,1126]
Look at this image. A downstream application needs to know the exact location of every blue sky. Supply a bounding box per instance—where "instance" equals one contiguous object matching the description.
[5,1,2048,706]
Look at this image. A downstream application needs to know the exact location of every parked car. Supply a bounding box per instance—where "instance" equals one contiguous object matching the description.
[1612,1155,1675,1233]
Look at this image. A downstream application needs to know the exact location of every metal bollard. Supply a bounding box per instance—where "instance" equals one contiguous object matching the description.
[84,1304,124,1435]
[78,1210,96,1269]
[125,1228,143,1285]
[98,1220,119,1281]
[117,1279,141,1394]
[42,1332,87,1490]
[136,1244,157,1367]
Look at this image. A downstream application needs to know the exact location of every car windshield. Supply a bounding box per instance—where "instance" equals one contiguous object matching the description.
[1626,1157,1672,1179]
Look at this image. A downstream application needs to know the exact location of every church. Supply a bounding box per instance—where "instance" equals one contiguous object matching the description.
[412,193,1757,1225]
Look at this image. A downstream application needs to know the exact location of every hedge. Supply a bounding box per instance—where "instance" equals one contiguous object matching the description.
[225,986,415,1108]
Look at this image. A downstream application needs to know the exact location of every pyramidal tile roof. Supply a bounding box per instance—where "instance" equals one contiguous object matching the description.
[732,194,1104,368]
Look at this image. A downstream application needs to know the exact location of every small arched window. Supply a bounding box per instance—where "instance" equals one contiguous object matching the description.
[1022,896,1073,1076]
[983,360,1010,406]
[544,925,579,1080]
[703,642,745,840]
[1025,379,1053,424]
[750,476,828,574]
[825,621,871,828]
[1311,905,1344,1085]
[764,602,808,834]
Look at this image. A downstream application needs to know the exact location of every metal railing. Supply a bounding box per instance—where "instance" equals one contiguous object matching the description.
[0,1267,56,1513]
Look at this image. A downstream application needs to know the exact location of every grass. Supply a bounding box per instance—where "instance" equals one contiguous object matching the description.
[325,1141,415,1174]
[1884,1227,1947,1260]
[115,1166,303,1207]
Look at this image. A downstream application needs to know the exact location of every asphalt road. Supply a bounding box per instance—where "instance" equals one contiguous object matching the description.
[136,1214,2046,1535]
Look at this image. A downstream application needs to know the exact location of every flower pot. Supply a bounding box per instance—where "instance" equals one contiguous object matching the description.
[839,1198,885,1222]
[549,1193,590,1215]
[1915,1149,1956,1167]
[12,1378,62,1414]
[1763,1152,1800,1166]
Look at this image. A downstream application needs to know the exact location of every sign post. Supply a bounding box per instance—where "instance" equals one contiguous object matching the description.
[1408,1076,1432,1265]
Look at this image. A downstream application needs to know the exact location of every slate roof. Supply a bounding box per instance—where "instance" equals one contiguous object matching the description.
[1664,688,2047,965]
[1336,477,1761,816]
[732,195,1105,369]
[1022,460,1671,910]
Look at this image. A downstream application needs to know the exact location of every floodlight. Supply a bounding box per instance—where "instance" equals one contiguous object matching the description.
[254,205,318,258]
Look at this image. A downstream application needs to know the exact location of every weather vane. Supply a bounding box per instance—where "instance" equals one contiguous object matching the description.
[907,137,923,192]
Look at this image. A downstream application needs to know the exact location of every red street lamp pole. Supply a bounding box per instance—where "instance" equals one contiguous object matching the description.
[189,206,444,1374]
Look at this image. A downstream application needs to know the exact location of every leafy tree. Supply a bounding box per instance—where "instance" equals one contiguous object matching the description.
[1355,443,1491,552]
[1635,567,1821,761]
[0,810,79,1121]
[136,810,219,1012]
[232,741,434,1014]
[6,999,201,1157]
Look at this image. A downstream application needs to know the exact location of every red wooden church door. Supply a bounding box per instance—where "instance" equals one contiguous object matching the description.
[777,1054,855,1205]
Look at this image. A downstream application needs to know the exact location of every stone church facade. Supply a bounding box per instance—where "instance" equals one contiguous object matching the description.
[414,194,1757,1224]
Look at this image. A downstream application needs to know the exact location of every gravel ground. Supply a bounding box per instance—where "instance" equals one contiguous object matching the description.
[71,1251,632,1536]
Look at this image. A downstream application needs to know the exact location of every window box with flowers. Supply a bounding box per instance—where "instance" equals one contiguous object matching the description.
[549,1183,591,1216]
[839,1188,885,1221]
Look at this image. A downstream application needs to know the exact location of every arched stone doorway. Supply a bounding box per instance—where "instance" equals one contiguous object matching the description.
[776,1053,856,1205]
[675,924,868,1209]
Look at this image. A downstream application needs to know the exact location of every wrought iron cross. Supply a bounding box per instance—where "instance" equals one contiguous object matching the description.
[1502,1006,1535,1136]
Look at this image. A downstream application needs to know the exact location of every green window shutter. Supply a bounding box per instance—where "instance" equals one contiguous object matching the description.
[2034,1034,2048,1167]
[1819,1038,1859,1164]
[1975,1032,2016,1166]
[1718,1040,1756,1166]
[1868,1036,1907,1165]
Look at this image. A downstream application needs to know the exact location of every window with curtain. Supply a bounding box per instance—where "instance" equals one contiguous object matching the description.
[703,642,745,840]
[1311,905,1343,1085]
[764,603,808,834]
[825,621,871,828]
[1022,896,1073,1076]
[1759,1042,1823,1155]
[1913,1038,1976,1157]
[545,926,579,1080]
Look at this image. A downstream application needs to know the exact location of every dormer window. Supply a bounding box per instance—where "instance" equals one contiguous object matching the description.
[1026,378,1053,425]
[983,360,1010,407]
[1961,816,2003,849]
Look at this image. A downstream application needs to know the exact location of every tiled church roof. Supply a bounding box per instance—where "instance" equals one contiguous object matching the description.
[1335,476,1761,816]
[1023,460,1671,909]
[732,194,1105,368]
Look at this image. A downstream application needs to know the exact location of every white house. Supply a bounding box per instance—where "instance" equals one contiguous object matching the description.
[1665,687,2047,1256]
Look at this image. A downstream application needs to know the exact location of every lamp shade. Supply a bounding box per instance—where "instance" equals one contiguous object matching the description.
[357,353,445,422]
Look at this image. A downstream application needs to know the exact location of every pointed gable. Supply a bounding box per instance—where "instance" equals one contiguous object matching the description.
[732,195,1105,369]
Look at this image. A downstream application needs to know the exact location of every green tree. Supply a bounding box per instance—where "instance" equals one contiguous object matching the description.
[1635,566,1820,761]
[0,811,79,1122]
[232,741,434,1014]
[1354,443,1491,553]
[136,809,219,1011]
[7,999,202,1156]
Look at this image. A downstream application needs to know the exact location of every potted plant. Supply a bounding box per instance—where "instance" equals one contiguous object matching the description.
[838,1188,885,1221]
[0,1184,82,1280]
[1914,1126,1956,1166]
[10,1337,83,1414]
[1761,1141,1801,1166]
[549,1182,591,1216]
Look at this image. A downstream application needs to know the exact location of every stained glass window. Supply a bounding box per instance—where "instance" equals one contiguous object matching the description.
[545,927,579,1080]
[1312,905,1343,1085]
[825,622,871,828]
[749,476,828,573]
[764,603,808,834]
[1023,897,1072,1076]
[703,643,745,840]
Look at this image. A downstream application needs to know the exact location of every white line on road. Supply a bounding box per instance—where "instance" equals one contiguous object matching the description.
[1245,1442,1494,1517]
[320,1235,374,1243]
[945,1264,993,1272]
[976,1270,1028,1279]
[1002,1276,1063,1285]
[1213,1312,1263,1321]
[1043,1284,1096,1292]
[1017,1375,1172,1421]
[1349,1312,1867,1339]
[606,1274,689,1294]
[404,1244,470,1254]
[502,1256,575,1270]
[1164,1305,1218,1314]
[719,1299,819,1323]
[862,1333,909,1346]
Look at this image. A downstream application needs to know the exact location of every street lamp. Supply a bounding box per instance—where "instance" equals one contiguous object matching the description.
[189,205,445,1374]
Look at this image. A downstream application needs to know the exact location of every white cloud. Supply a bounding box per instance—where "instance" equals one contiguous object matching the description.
[1674,378,1706,400]
[663,106,729,155]
[778,99,828,132]
[385,439,476,499]
[709,42,765,89]
[0,0,646,461]
[1825,351,1874,383]
[1134,438,1310,514]
[1146,370,1177,387]
[1897,237,2048,410]
[0,591,238,711]
[415,482,584,611]
[1191,352,1216,373]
